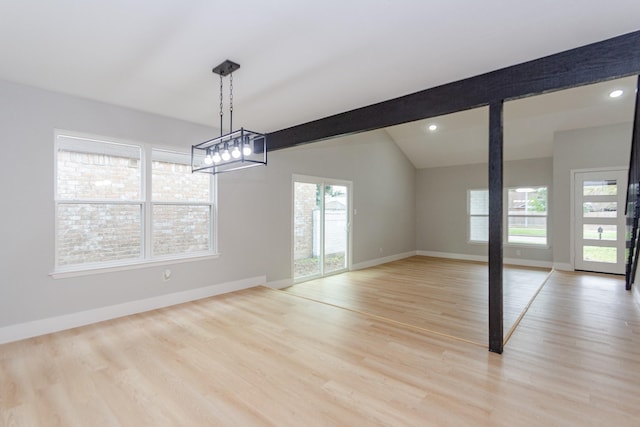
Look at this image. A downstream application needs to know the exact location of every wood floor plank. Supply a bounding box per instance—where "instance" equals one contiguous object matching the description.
[1,266,639,426]
[284,256,550,344]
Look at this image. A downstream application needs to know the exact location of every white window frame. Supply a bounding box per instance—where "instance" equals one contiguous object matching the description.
[468,189,489,243]
[53,130,217,278]
[505,186,548,247]
[150,148,217,259]
[467,186,549,247]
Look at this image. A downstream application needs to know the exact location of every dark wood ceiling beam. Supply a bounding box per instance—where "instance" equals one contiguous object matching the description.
[267,30,640,150]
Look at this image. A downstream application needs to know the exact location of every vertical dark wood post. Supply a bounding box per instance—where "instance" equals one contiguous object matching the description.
[489,101,504,354]
[625,75,640,291]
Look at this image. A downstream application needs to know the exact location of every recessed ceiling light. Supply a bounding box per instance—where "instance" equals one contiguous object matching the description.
[428,124,438,131]
[609,89,624,98]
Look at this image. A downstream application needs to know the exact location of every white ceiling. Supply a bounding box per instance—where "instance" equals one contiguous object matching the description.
[1,1,639,166]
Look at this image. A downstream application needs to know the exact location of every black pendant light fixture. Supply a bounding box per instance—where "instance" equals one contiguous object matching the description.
[191,60,267,175]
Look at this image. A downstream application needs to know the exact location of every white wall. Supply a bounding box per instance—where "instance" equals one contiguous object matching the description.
[0,80,416,332]
[263,130,417,281]
[416,157,553,263]
[552,122,632,267]
[0,79,272,331]
[416,122,634,267]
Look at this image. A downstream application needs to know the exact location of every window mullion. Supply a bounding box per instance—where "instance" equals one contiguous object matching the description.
[144,144,152,259]
[211,174,217,253]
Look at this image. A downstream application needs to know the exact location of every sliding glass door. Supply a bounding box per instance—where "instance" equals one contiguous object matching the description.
[293,176,351,281]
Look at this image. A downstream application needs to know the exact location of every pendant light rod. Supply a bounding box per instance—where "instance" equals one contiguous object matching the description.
[229,72,233,135]
[213,60,240,136]
[219,73,223,137]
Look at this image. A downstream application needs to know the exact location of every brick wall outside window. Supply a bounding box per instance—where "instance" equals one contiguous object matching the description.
[55,133,214,270]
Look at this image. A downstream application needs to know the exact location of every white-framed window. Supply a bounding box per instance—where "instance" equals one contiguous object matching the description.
[468,189,489,242]
[467,186,548,246]
[55,131,215,272]
[151,149,213,257]
[507,186,547,246]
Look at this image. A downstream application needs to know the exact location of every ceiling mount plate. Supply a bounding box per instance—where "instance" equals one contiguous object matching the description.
[212,60,240,76]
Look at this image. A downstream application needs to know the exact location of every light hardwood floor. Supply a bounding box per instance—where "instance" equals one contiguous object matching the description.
[1,267,639,426]
[285,256,551,345]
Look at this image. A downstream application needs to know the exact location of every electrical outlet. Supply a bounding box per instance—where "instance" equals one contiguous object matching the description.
[163,269,172,281]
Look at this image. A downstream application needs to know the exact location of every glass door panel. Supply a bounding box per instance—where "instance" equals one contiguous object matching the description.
[324,185,348,274]
[293,182,321,279]
[583,246,617,264]
[583,202,617,217]
[582,224,616,241]
[583,179,617,196]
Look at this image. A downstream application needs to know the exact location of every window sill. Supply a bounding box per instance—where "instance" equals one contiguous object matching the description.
[468,241,550,250]
[50,253,220,279]
[505,243,550,250]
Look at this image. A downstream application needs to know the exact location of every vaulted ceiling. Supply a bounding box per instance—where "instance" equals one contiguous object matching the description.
[386,76,638,168]
[1,1,639,166]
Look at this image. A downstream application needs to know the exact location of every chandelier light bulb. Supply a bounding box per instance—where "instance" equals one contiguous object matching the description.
[204,152,213,165]
[212,150,221,163]
[221,147,231,161]
[231,145,241,159]
[243,140,252,156]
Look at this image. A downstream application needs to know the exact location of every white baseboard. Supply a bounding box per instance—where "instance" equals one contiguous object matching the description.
[417,251,487,263]
[552,262,573,271]
[504,258,553,269]
[351,251,417,270]
[417,250,553,269]
[0,275,265,345]
[266,278,294,290]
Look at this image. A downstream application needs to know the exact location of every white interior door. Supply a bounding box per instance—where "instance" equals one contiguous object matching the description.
[574,169,627,274]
